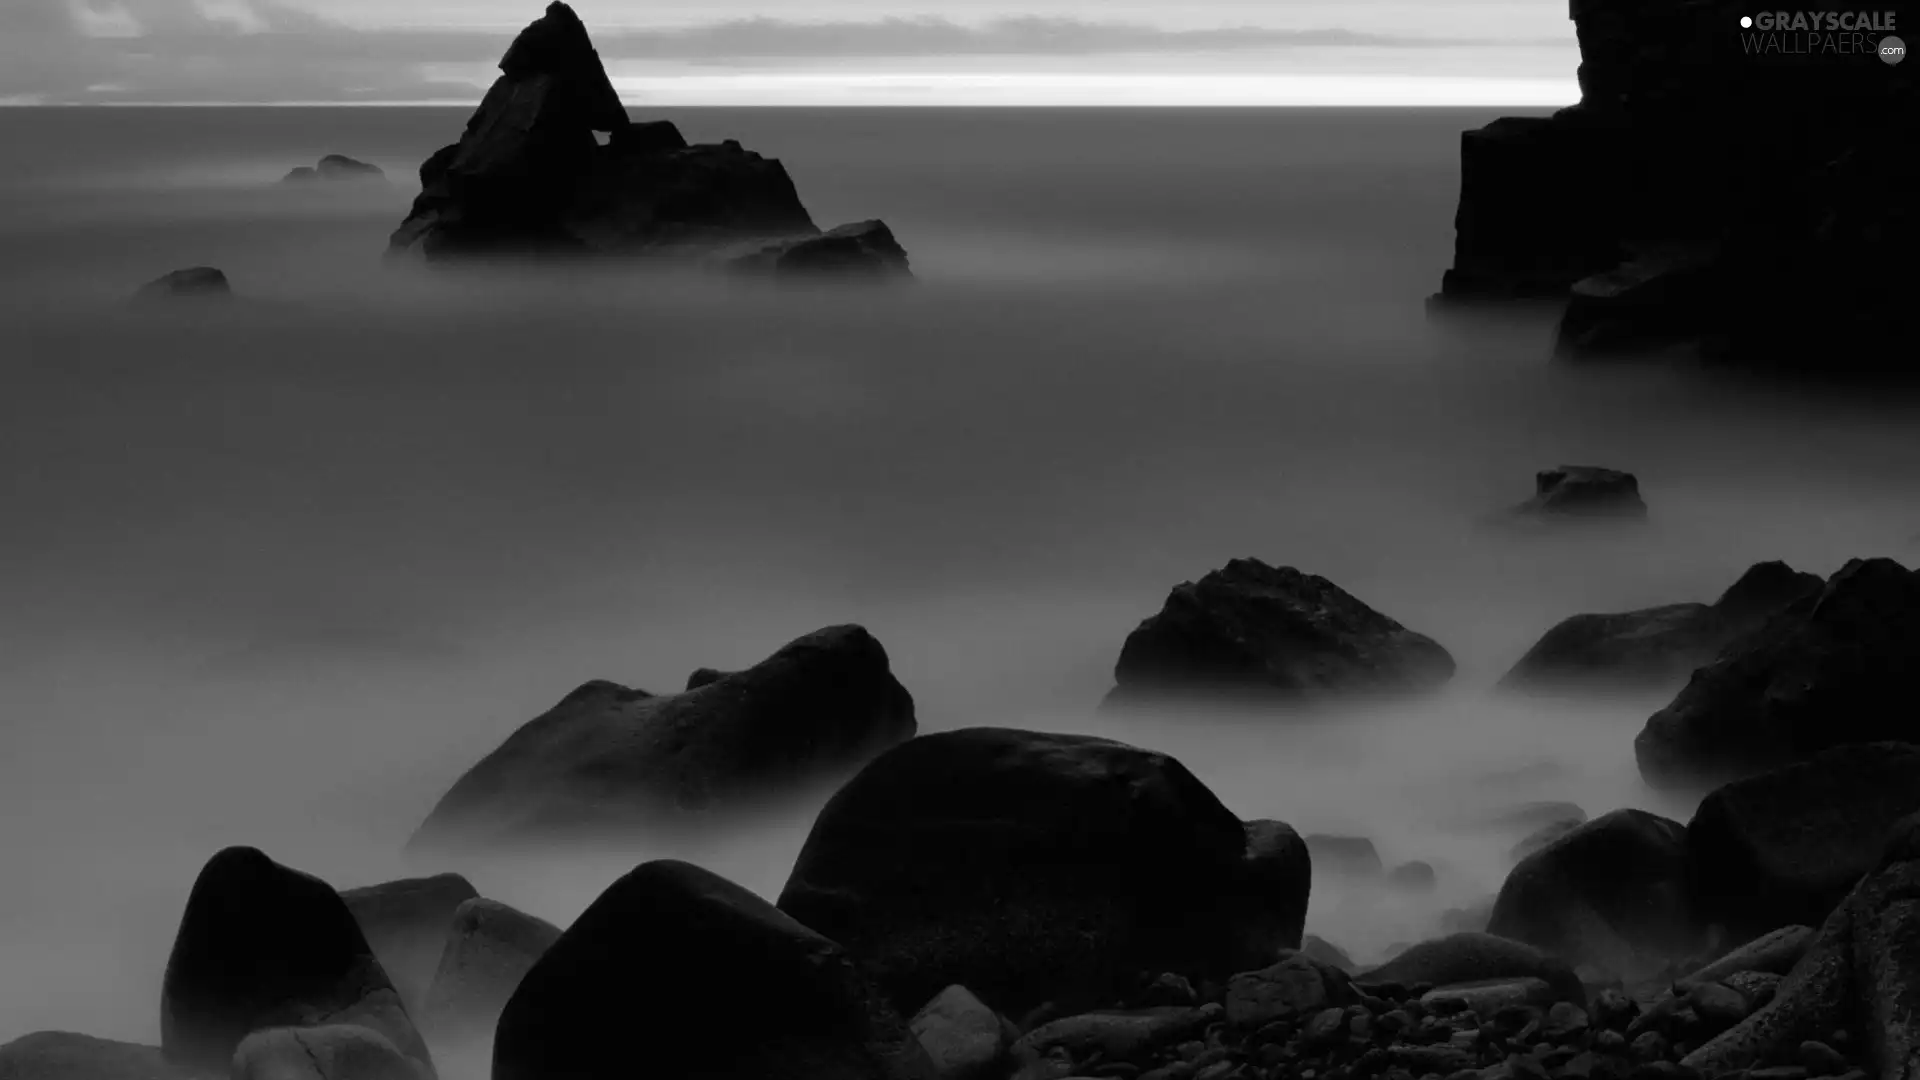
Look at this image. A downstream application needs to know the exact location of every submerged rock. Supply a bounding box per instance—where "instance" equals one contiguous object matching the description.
[284,155,386,184]
[776,727,1310,1018]
[410,624,916,847]
[494,859,932,1080]
[134,267,230,302]
[340,874,478,1016]
[419,898,561,1043]
[1501,561,1822,694]
[0,1032,185,1080]
[1636,558,1920,788]
[1510,465,1647,521]
[159,847,430,1077]
[387,2,906,278]
[1105,558,1455,707]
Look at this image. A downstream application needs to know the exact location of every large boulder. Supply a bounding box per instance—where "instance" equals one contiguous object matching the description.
[160,847,431,1077]
[231,1026,423,1080]
[1354,932,1587,1006]
[1684,814,1920,1077]
[1487,809,1702,980]
[1105,558,1454,707]
[1636,558,1920,788]
[1430,0,1918,374]
[135,268,230,302]
[1501,561,1823,693]
[1508,465,1647,521]
[387,2,906,277]
[493,859,932,1080]
[419,898,562,1042]
[775,727,1311,1018]
[1687,743,1920,940]
[410,624,916,848]
[0,1033,184,1080]
[340,874,478,1015]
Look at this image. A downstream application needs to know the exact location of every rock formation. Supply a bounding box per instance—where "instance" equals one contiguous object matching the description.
[1105,558,1455,707]
[1430,0,1918,373]
[134,268,230,302]
[419,898,562,1043]
[284,155,386,184]
[1508,466,1647,521]
[1635,558,1920,787]
[386,2,909,278]
[410,624,917,848]
[776,727,1311,1018]
[339,874,479,1016]
[1501,560,1823,693]
[493,860,933,1080]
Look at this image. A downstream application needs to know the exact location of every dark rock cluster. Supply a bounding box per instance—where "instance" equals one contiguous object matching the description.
[385,2,910,278]
[1431,0,1918,374]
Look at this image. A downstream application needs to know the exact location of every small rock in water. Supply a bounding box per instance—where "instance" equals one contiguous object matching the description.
[284,155,386,183]
[135,267,230,302]
[1509,466,1647,521]
[1389,861,1438,892]
[1307,835,1385,877]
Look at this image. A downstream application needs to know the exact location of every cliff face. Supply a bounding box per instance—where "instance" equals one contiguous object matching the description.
[1434,0,1917,371]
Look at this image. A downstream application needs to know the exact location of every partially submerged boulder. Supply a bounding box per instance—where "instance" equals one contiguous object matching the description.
[1686,743,1920,940]
[1105,558,1455,707]
[419,898,562,1043]
[387,2,907,278]
[775,727,1311,1018]
[1509,466,1647,521]
[493,859,931,1080]
[410,624,916,848]
[135,267,230,302]
[231,1026,422,1080]
[159,847,431,1077]
[908,986,1008,1080]
[1636,558,1920,788]
[0,1032,185,1080]
[1355,932,1587,1006]
[1501,561,1823,693]
[340,874,478,1015]
[1304,834,1383,878]
[1487,810,1702,981]
[284,155,386,184]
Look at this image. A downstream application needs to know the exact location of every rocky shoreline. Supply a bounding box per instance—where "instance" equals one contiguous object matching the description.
[1,551,1917,1080]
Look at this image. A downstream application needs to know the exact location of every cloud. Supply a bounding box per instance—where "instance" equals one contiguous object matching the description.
[0,2,1569,104]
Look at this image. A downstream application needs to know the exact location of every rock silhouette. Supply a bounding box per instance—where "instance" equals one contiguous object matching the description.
[339,874,478,1016]
[493,860,932,1080]
[410,624,916,848]
[776,726,1311,1018]
[1636,557,1920,787]
[1509,465,1646,521]
[387,2,908,278]
[284,155,386,183]
[1501,560,1822,693]
[1106,558,1455,707]
[1430,0,1918,373]
[159,847,431,1077]
[134,268,230,302]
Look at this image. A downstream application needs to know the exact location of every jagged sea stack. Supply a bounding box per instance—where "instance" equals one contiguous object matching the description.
[387,2,910,277]
[1430,0,1917,373]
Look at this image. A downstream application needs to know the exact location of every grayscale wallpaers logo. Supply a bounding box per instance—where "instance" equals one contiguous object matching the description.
[1736,10,1904,59]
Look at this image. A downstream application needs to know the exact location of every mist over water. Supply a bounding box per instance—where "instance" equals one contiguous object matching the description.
[3,106,1919,1059]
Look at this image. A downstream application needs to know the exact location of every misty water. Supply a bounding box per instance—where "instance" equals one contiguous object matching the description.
[3,106,1919,1056]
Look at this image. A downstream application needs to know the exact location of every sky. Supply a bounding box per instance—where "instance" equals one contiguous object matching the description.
[0,0,1582,106]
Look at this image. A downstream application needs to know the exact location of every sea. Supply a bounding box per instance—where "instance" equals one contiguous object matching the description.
[3,106,1918,1059]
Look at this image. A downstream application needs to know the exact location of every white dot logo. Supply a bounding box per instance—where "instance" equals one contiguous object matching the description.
[1740,15,1753,27]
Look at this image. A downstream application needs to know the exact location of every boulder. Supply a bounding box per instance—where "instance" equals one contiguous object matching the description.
[910,986,1009,1080]
[1488,810,1702,980]
[1501,562,1823,693]
[1355,932,1587,1006]
[159,847,431,1077]
[1687,744,1920,940]
[418,897,562,1042]
[135,268,230,302]
[231,1026,422,1080]
[1389,861,1438,892]
[492,859,932,1080]
[339,874,478,1015]
[775,727,1311,1018]
[1509,466,1647,521]
[1305,834,1384,877]
[1223,953,1355,1027]
[1010,1007,1210,1071]
[1636,558,1920,788]
[1301,934,1357,973]
[1105,558,1454,707]
[410,624,916,848]
[387,3,906,277]
[284,156,386,184]
[1553,244,1719,357]
[1680,926,1817,989]
[0,1033,184,1080]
